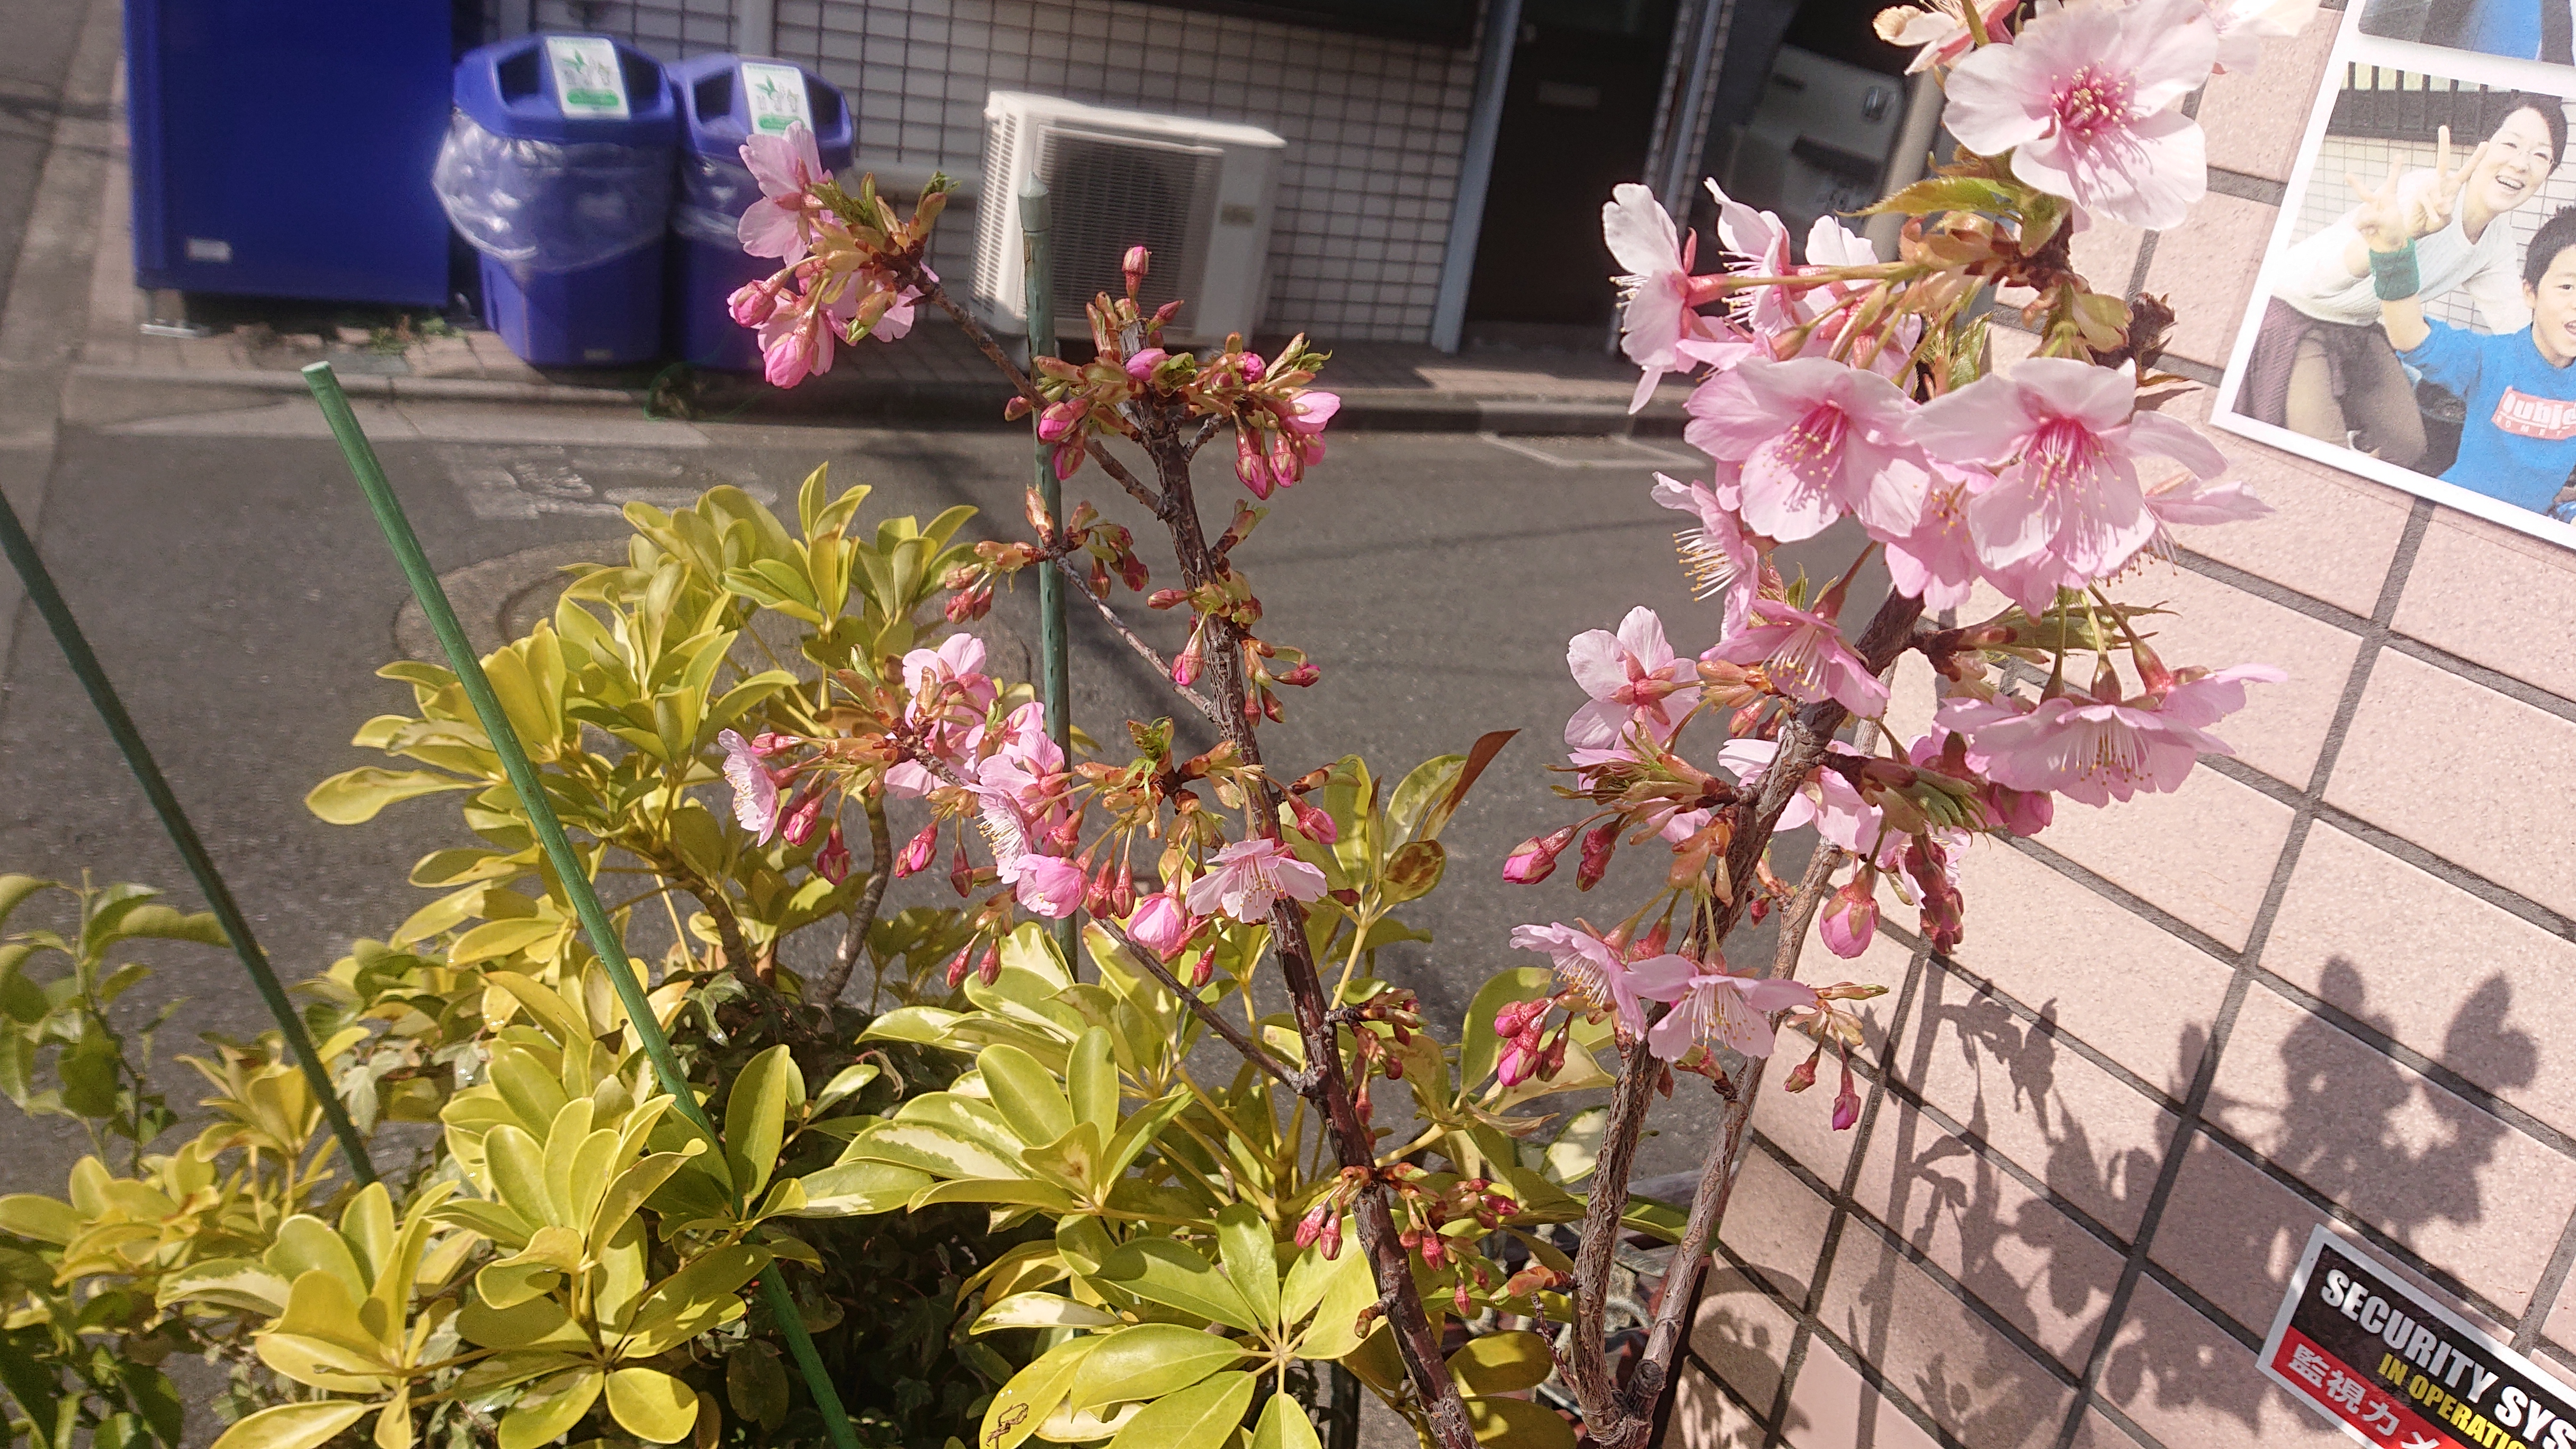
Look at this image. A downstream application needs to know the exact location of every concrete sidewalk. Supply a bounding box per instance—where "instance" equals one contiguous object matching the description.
[67,92,1690,436]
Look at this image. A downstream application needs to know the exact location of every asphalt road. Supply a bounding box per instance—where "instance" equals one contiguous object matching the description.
[0,403,1896,1198]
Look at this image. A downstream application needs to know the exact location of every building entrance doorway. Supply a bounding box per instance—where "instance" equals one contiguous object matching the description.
[1460,0,1677,345]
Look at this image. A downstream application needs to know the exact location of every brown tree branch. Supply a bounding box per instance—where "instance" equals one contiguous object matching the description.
[1093,917,1303,1090]
[819,798,894,1003]
[1047,553,1222,724]
[1564,587,1925,1447]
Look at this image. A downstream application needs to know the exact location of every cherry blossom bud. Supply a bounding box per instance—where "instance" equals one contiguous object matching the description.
[1276,662,1320,687]
[1122,245,1151,292]
[1538,1032,1567,1080]
[950,844,973,898]
[943,944,975,990]
[976,941,1002,986]
[1287,795,1337,844]
[1146,588,1190,610]
[748,732,799,756]
[1187,942,1218,989]
[1832,1061,1862,1132]
[781,790,826,846]
[1295,1202,1331,1248]
[945,583,994,623]
[1575,818,1620,891]
[895,822,937,877]
[1819,875,1879,959]
[1240,352,1266,382]
[1381,1050,1403,1081]
[1503,824,1577,884]
[815,825,852,884]
[1496,1039,1536,1088]
[1173,624,1205,687]
[1319,1215,1342,1260]
[1985,784,2053,837]
[1124,346,1168,383]
[727,278,781,326]
[1036,400,1083,444]
[1782,1045,1823,1094]
[1454,1281,1473,1316]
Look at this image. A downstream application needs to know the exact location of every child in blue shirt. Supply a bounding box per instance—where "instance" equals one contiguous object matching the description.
[2358,173,2576,516]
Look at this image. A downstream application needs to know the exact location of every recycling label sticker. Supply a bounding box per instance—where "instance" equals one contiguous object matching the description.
[740,61,812,136]
[546,37,630,120]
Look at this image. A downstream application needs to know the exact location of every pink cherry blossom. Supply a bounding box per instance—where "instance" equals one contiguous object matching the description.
[1687,357,1927,542]
[738,123,834,263]
[717,728,782,842]
[1626,954,1818,1060]
[904,633,997,728]
[1942,0,2218,229]
[1704,179,1800,338]
[1703,596,1890,717]
[1005,852,1086,919]
[1651,470,1764,634]
[1566,606,1703,750]
[1936,665,2282,806]
[1719,738,1904,866]
[2199,0,2320,71]
[1605,184,1728,412]
[1908,357,2228,587]
[1185,837,1329,923]
[1831,1063,1862,1131]
[1881,464,1987,611]
[1124,883,1198,957]
[1510,922,1661,1036]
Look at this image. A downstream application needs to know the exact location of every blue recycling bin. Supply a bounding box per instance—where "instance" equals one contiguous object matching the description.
[666,55,853,370]
[437,35,677,366]
[127,0,450,306]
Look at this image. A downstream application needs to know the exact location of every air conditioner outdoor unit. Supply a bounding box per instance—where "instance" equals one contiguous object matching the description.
[974,91,1285,347]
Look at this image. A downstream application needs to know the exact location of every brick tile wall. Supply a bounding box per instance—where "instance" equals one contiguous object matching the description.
[1660,4,2576,1443]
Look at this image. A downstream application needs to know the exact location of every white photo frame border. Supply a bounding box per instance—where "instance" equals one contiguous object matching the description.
[2210,2,2576,553]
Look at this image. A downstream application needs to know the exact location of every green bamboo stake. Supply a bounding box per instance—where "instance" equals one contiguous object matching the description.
[0,480,376,1185]
[1022,175,1075,965]
[301,363,862,1449]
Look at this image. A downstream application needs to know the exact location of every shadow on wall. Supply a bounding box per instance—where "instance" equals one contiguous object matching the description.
[1732,950,2538,1446]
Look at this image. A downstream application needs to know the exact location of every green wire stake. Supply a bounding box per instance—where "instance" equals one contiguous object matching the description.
[0,474,376,1185]
[1022,175,1076,965]
[302,363,862,1449]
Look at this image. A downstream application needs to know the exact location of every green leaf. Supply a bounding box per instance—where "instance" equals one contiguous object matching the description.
[1381,839,1445,904]
[1105,1370,1256,1449]
[449,918,562,968]
[1465,1397,1576,1448]
[1291,1233,1374,1359]
[1067,1323,1247,1411]
[724,1044,802,1203]
[813,1062,879,1111]
[305,768,471,825]
[605,1366,699,1443]
[727,1343,791,1432]
[208,1402,372,1449]
[970,1292,1121,1334]
[1447,1331,1553,1396]
[840,1121,1026,1182]
[1251,1392,1322,1449]
[1213,1202,1280,1330]
[1416,729,1516,842]
[1097,1239,1259,1331]
[0,877,51,934]
[1540,1105,1609,1186]
[980,1337,1096,1449]
[1066,1027,1116,1137]
[498,1369,605,1449]
[96,904,225,947]
[0,1194,80,1245]
[790,1159,933,1217]
[116,1364,184,1448]
[1857,173,2027,220]
[978,1044,1072,1149]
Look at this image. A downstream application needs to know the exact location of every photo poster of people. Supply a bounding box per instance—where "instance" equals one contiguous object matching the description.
[2212,3,2576,550]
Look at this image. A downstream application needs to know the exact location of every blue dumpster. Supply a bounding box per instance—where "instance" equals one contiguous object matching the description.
[667,55,853,370]
[436,35,677,365]
[127,0,450,306]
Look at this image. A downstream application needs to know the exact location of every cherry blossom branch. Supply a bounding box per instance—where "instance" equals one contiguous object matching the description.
[1564,588,1924,1447]
[1095,917,1303,1090]
[820,798,893,1002]
[1129,403,1480,1449]
[1622,844,1846,1418]
[1045,552,1222,724]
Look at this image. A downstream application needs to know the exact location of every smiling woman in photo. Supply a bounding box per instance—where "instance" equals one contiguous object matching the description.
[2244,94,2565,465]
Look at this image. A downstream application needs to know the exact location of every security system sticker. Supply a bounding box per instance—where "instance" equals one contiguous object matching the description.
[546,37,629,120]
[740,61,812,136]
[2260,1225,2576,1448]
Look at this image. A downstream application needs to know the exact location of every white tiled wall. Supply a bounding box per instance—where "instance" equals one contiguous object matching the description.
[520,0,1484,342]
